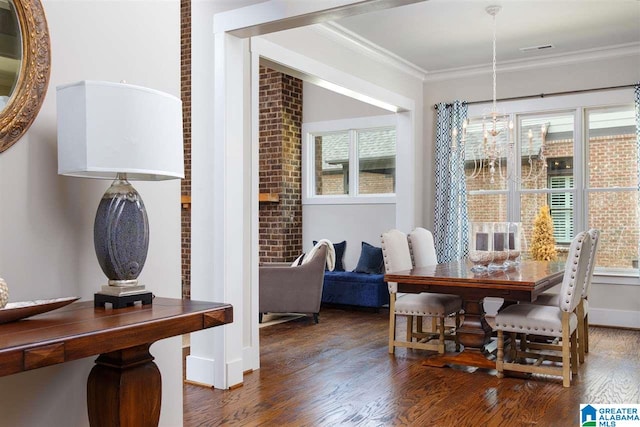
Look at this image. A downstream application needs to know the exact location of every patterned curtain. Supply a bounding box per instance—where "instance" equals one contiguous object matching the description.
[434,101,469,262]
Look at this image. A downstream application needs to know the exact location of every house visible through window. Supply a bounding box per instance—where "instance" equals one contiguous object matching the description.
[303,115,396,202]
[465,97,637,275]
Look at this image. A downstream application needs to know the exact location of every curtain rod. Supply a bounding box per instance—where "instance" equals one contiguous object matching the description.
[433,83,638,110]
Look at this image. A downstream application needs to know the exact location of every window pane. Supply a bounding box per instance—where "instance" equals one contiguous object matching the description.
[463,116,508,191]
[587,107,637,189]
[520,114,574,190]
[357,128,396,195]
[467,193,508,223]
[588,191,639,271]
[313,132,349,195]
[548,176,574,244]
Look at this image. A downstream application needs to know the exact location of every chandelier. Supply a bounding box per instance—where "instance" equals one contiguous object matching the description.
[457,5,548,185]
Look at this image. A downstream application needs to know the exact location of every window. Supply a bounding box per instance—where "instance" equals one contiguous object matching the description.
[585,107,638,272]
[303,115,396,203]
[548,175,574,244]
[465,94,637,275]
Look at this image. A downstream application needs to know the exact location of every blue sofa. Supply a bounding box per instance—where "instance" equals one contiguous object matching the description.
[321,271,389,309]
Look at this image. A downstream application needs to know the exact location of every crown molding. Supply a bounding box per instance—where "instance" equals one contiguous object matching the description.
[424,42,640,82]
[313,22,428,81]
[311,22,639,84]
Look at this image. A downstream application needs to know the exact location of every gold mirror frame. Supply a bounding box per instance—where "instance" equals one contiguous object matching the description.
[0,0,50,153]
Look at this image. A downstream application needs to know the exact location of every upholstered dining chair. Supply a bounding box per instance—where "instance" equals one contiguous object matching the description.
[408,227,462,347]
[408,227,438,268]
[381,229,462,354]
[533,229,599,363]
[495,231,592,387]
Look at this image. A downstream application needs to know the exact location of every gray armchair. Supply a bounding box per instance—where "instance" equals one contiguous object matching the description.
[259,245,327,324]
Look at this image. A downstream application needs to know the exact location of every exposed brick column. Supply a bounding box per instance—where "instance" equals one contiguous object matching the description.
[180,0,191,299]
[259,66,303,263]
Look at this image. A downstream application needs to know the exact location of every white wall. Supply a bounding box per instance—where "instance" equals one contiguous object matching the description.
[423,54,640,328]
[303,204,396,270]
[302,82,396,268]
[303,81,390,121]
[0,1,182,425]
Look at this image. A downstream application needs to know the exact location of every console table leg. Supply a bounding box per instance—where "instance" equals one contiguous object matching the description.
[87,344,161,427]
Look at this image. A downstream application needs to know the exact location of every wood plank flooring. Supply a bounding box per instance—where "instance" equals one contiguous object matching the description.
[183,307,640,426]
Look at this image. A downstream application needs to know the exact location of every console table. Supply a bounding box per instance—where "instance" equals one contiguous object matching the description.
[0,297,233,426]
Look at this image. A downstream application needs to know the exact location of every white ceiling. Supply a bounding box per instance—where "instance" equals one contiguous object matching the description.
[332,0,640,75]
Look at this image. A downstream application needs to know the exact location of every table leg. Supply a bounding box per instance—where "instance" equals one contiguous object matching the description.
[422,298,496,370]
[87,344,161,427]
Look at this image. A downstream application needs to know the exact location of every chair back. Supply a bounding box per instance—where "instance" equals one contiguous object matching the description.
[582,229,600,299]
[408,227,438,268]
[559,231,592,313]
[381,229,412,294]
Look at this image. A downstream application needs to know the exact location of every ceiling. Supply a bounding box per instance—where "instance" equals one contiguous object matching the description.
[332,0,640,76]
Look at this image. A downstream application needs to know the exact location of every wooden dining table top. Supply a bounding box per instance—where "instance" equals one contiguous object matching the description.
[385,259,566,301]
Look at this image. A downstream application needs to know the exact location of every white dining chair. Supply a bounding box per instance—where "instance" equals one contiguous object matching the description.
[533,229,599,363]
[408,227,461,348]
[382,229,462,354]
[495,231,592,387]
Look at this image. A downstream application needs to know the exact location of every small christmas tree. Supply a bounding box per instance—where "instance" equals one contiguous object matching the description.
[530,205,558,261]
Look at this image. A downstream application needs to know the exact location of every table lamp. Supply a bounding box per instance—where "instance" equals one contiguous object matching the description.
[56,81,184,308]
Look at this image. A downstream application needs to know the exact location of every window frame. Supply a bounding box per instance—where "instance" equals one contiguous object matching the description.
[302,114,397,205]
[466,88,638,280]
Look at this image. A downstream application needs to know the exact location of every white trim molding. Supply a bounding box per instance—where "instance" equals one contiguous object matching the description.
[314,22,427,81]
[425,42,640,82]
[589,308,640,330]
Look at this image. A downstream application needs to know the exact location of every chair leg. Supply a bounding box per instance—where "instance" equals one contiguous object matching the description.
[406,316,414,342]
[416,316,424,334]
[454,313,461,352]
[577,300,586,363]
[509,332,517,360]
[570,329,578,375]
[431,317,437,333]
[583,313,590,354]
[496,330,504,378]
[313,313,319,324]
[388,293,397,354]
[438,317,446,354]
[562,312,572,387]
[259,313,263,323]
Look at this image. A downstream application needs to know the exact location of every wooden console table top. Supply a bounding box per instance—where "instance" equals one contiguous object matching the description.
[0,297,233,377]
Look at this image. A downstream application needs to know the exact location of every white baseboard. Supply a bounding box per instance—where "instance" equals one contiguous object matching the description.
[589,308,640,329]
[185,354,215,387]
[243,345,260,372]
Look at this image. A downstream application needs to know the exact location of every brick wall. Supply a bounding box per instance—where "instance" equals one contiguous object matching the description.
[180,0,191,298]
[259,66,303,263]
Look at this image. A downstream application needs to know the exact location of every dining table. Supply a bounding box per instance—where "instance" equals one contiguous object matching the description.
[384,259,565,370]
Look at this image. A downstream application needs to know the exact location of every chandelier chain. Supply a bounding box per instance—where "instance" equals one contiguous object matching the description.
[492,10,497,113]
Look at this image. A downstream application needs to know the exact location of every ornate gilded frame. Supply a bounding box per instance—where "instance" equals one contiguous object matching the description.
[0,0,51,153]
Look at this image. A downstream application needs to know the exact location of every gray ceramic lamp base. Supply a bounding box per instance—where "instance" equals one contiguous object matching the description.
[93,173,152,307]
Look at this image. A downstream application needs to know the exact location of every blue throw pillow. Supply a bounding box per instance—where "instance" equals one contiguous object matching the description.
[354,241,384,274]
[313,240,346,271]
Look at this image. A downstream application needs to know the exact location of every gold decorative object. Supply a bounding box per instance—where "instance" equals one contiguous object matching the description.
[530,205,558,261]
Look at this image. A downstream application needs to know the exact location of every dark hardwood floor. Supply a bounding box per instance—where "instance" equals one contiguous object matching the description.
[184,307,640,426]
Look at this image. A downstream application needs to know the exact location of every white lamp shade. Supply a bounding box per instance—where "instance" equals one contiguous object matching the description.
[57,80,184,180]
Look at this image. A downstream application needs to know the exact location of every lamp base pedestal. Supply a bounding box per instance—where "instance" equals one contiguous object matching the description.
[94,292,153,309]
